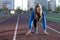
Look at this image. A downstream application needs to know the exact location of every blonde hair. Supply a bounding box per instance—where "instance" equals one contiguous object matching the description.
[34,4,42,19]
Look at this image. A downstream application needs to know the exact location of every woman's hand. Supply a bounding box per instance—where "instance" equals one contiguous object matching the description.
[40,16,42,21]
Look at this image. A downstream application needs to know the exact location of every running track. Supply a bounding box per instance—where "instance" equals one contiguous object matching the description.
[0,14,60,40]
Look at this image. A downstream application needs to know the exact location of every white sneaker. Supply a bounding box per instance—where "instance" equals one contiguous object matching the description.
[34,27,38,34]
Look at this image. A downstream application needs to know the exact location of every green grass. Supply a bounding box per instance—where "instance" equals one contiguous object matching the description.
[45,13,60,23]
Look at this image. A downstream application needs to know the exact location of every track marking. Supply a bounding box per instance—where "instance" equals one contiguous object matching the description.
[47,26,60,34]
[13,15,19,40]
[40,23,60,34]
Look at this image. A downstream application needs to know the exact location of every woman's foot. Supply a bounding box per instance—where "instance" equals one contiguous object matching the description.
[34,27,38,34]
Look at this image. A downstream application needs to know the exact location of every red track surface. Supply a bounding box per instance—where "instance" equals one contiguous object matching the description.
[0,14,60,40]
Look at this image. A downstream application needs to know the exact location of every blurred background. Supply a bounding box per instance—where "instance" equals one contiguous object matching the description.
[0,0,60,22]
[0,0,60,13]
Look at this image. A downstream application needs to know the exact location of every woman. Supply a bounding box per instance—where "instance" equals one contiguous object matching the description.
[26,3,48,35]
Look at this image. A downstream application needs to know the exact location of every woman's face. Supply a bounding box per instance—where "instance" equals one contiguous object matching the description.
[37,7,40,14]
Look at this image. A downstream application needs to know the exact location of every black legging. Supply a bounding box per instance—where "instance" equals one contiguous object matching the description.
[33,14,40,28]
[33,19,37,28]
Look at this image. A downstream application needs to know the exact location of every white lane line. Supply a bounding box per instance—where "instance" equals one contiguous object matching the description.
[13,15,19,40]
[40,23,60,34]
[47,26,60,34]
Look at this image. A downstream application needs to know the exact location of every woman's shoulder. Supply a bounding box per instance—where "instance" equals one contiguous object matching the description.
[42,10,44,14]
[30,9,34,14]
[31,9,34,13]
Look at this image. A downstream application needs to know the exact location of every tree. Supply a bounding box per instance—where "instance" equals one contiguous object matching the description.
[16,7,22,14]
[27,8,33,14]
[2,3,9,14]
[42,6,47,11]
[56,6,60,11]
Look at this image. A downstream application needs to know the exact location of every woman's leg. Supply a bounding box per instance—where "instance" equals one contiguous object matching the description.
[33,19,38,34]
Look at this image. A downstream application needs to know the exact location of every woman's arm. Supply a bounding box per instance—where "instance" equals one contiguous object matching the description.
[29,9,34,29]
